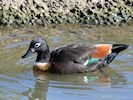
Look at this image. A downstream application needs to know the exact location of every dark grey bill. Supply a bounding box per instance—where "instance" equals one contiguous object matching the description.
[22,48,35,58]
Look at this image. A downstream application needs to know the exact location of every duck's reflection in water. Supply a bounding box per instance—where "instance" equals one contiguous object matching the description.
[21,66,127,100]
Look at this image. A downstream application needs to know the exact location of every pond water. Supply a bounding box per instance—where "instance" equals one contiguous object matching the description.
[0,24,133,100]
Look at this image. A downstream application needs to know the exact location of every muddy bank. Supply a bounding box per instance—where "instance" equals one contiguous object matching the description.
[0,0,133,26]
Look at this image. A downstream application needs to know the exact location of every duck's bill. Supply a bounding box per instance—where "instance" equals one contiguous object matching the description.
[22,48,35,58]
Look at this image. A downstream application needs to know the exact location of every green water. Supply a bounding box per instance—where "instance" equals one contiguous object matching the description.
[0,24,133,100]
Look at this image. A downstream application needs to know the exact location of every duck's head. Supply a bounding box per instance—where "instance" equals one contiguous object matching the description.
[22,37,50,70]
[22,37,51,71]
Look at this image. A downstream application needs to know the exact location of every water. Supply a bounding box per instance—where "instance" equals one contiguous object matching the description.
[0,24,133,100]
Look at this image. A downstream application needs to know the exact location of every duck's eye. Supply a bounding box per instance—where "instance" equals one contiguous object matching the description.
[35,43,41,48]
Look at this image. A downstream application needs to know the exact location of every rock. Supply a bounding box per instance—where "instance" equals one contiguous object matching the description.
[0,0,132,26]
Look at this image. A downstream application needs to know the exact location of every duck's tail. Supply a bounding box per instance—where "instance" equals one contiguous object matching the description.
[91,44,129,64]
[104,44,129,64]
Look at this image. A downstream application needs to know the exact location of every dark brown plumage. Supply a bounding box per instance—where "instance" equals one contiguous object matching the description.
[22,37,129,74]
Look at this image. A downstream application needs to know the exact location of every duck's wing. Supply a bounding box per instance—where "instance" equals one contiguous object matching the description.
[50,44,97,64]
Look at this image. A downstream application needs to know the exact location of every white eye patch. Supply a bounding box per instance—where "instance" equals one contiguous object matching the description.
[35,43,41,48]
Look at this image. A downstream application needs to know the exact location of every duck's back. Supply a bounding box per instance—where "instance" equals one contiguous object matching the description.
[49,44,100,73]
[48,43,128,74]
[50,44,96,63]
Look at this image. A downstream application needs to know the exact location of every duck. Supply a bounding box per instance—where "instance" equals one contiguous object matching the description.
[22,37,129,74]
